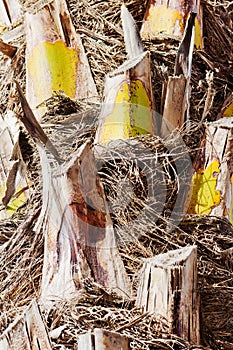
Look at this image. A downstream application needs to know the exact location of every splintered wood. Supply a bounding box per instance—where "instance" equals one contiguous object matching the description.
[95,52,157,144]
[0,111,29,219]
[136,246,200,344]
[0,300,52,350]
[95,5,157,144]
[161,12,195,137]
[25,0,98,118]
[188,117,233,223]
[78,328,130,350]
[15,83,131,304]
[38,141,131,303]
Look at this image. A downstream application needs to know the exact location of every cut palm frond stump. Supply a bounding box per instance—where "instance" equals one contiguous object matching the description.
[136,246,200,344]
[140,0,203,49]
[161,12,195,137]
[25,0,98,119]
[78,328,130,350]
[0,111,30,219]
[0,300,52,350]
[17,85,131,303]
[188,117,233,223]
[38,142,131,303]
[95,5,157,145]
[95,51,157,144]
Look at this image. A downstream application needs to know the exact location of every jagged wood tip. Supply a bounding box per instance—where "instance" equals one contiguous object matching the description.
[15,80,63,163]
[174,12,196,77]
[121,4,144,59]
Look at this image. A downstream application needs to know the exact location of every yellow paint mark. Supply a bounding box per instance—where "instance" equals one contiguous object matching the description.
[99,80,153,144]
[223,101,233,117]
[142,6,203,48]
[188,160,221,215]
[0,25,6,34]
[194,17,203,49]
[0,182,27,216]
[28,40,78,106]
[141,5,183,39]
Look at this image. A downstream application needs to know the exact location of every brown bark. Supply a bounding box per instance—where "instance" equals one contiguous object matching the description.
[78,328,130,350]
[0,300,52,350]
[0,39,17,58]
[136,246,200,344]
[161,75,188,136]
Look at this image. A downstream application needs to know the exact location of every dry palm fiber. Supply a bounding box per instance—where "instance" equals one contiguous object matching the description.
[0,126,232,349]
[0,0,232,349]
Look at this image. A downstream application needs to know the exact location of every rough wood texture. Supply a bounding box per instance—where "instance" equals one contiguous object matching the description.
[188,117,233,223]
[217,93,233,119]
[16,85,131,303]
[95,51,157,144]
[25,0,98,118]
[78,328,130,350]
[0,300,52,350]
[136,246,200,344]
[140,0,203,49]
[16,81,63,163]
[95,6,157,144]
[161,12,195,137]
[0,111,29,219]
[161,75,188,136]
[37,141,131,303]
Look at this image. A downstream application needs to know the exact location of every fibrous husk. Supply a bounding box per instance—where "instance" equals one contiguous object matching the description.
[0,0,232,349]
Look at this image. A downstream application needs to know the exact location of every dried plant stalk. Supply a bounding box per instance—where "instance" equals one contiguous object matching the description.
[136,246,200,344]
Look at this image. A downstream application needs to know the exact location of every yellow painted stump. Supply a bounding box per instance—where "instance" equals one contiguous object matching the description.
[188,117,233,223]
